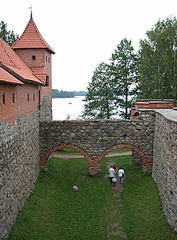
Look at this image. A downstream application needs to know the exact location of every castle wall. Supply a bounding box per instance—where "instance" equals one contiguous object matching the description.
[0,112,40,239]
[1,106,177,239]
[39,118,155,175]
[152,110,177,232]
[0,96,52,239]
[0,83,39,125]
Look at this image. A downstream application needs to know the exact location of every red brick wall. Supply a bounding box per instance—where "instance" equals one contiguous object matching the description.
[0,83,39,124]
[15,49,52,101]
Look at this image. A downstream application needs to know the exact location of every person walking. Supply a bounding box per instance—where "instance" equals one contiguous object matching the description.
[118,167,125,184]
[108,166,115,184]
[113,163,116,171]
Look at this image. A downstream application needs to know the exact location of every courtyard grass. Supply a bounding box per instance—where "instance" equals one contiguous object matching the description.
[8,152,177,240]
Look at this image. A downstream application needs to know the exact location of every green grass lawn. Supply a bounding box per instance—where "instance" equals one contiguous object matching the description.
[8,153,177,240]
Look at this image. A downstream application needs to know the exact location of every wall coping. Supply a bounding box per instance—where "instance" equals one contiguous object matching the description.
[139,109,177,122]
[154,109,177,122]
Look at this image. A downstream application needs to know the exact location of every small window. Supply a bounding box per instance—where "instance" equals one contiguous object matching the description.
[46,56,48,62]
[48,57,50,63]
[3,93,5,105]
[12,93,15,103]
[33,93,35,101]
[27,93,30,102]
[45,76,49,86]
[32,55,36,60]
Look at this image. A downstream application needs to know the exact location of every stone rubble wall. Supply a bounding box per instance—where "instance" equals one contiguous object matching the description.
[39,96,52,122]
[152,111,177,232]
[39,117,155,174]
[0,97,52,240]
[1,105,177,238]
[0,112,40,239]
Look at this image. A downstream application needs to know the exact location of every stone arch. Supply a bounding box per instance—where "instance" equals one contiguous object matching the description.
[99,143,152,172]
[40,144,90,170]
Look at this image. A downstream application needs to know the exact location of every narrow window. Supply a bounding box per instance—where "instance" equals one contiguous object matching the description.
[32,55,36,60]
[33,93,35,101]
[45,76,49,86]
[27,93,30,102]
[12,93,15,103]
[3,93,5,105]
[48,57,50,63]
[46,56,48,62]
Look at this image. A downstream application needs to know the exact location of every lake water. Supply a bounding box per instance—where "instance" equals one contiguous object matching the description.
[52,96,86,120]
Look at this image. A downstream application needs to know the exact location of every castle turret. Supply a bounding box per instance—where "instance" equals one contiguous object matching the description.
[12,13,55,107]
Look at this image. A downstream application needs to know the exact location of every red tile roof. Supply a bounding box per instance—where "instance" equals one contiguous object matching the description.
[12,18,55,54]
[0,37,44,85]
[30,67,47,84]
[0,66,24,85]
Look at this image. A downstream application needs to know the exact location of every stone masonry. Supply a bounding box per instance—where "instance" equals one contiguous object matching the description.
[1,107,177,239]
[39,115,155,175]
[0,112,40,239]
[153,109,177,232]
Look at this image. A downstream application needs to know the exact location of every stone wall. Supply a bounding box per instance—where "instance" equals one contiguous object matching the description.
[39,117,155,175]
[0,96,52,239]
[39,96,52,122]
[152,109,177,232]
[0,112,40,239]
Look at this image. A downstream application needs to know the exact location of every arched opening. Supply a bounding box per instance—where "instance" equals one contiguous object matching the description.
[40,144,90,171]
[101,143,145,174]
[43,145,90,180]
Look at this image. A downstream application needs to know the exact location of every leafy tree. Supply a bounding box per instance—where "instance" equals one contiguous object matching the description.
[83,39,139,119]
[139,17,177,101]
[0,21,19,46]
[82,62,117,119]
[110,38,140,119]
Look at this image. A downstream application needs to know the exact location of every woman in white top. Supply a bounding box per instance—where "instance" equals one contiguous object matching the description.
[118,167,125,184]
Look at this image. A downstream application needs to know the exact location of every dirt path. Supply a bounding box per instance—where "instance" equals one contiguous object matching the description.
[51,150,129,239]
[106,159,128,239]
[51,151,131,158]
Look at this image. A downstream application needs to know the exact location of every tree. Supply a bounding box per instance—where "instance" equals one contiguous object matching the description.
[110,38,140,119]
[0,21,19,46]
[139,17,177,101]
[82,62,118,119]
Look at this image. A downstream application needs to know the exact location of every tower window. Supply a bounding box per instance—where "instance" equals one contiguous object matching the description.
[46,56,48,62]
[3,93,5,105]
[12,93,15,103]
[33,93,35,101]
[45,76,49,86]
[27,93,30,102]
[32,55,36,60]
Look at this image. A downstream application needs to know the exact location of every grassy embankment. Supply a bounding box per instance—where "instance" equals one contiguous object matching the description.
[8,149,177,240]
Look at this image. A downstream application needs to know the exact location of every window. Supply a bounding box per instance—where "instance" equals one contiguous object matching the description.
[46,56,48,62]
[3,93,5,105]
[33,93,35,101]
[45,76,49,86]
[12,93,15,103]
[32,55,36,60]
[27,93,30,102]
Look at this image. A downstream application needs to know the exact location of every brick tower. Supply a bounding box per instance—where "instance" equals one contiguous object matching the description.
[12,12,55,114]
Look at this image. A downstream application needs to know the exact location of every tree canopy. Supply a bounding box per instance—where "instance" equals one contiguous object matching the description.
[0,21,19,46]
[83,39,139,119]
[139,17,177,100]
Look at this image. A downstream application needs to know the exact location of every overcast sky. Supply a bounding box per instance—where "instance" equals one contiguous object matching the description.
[1,0,177,91]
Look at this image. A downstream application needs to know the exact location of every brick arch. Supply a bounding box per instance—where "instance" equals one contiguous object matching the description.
[40,144,90,170]
[100,143,153,172]
[101,143,144,159]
